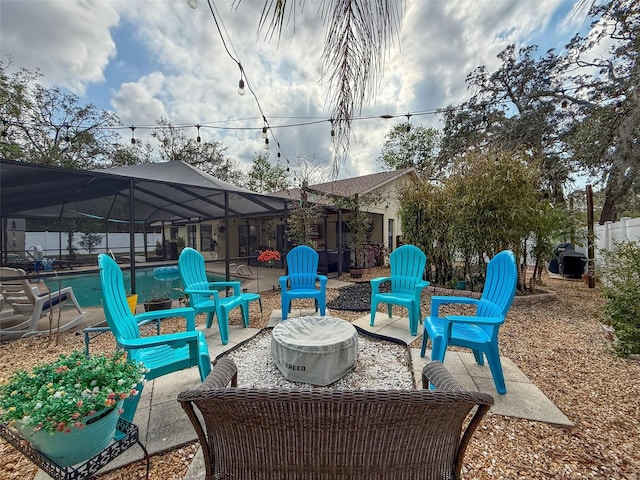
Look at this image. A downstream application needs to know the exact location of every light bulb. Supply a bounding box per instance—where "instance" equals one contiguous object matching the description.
[264,138,270,150]
[561,100,568,110]
[238,79,246,96]
[262,126,268,138]
[330,129,335,142]
[187,0,198,9]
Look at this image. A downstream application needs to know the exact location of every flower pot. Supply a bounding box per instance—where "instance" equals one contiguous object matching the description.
[17,403,121,467]
[349,267,364,279]
[454,280,467,290]
[126,293,138,314]
[144,298,172,312]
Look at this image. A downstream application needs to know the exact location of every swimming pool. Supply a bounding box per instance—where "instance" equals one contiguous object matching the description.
[44,267,238,308]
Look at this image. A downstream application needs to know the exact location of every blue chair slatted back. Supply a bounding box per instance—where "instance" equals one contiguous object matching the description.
[99,254,141,341]
[389,245,427,294]
[476,250,518,326]
[179,247,213,307]
[286,246,320,290]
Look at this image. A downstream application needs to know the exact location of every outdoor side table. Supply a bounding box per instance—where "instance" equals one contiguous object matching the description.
[241,292,262,321]
[0,418,149,480]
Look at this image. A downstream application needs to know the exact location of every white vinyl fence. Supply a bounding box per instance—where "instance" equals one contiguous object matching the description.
[572,217,640,265]
[26,231,163,259]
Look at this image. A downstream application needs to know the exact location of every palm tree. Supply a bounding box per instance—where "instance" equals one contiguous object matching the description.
[237,0,405,175]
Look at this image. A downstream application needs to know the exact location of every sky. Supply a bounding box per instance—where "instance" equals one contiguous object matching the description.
[0,0,592,181]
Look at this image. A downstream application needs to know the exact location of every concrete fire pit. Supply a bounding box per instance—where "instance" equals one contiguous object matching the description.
[271,316,358,386]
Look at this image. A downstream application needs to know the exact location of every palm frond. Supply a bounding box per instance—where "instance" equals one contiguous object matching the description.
[238,0,405,175]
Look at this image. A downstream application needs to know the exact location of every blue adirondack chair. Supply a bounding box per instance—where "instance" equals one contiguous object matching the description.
[370,244,430,336]
[178,247,249,345]
[420,250,517,394]
[279,245,328,321]
[98,254,211,423]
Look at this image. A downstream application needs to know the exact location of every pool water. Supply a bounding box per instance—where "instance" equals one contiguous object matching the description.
[44,267,235,308]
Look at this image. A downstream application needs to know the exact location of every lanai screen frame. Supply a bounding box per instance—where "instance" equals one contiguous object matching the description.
[0,159,290,291]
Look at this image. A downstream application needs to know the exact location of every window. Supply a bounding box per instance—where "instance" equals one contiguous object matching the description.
[238,225,258,258]
[200,225,213,252]
[188,225,197,248]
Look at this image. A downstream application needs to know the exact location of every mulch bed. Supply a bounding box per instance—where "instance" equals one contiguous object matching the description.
[327,281,389,311]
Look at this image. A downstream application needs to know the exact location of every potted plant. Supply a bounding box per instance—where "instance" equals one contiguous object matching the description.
[172,287,189,307]
[0,350,146,466]
[257,249,281,267]
[333,193,377,279]
[143,284,173,312]
[347,202,373,279]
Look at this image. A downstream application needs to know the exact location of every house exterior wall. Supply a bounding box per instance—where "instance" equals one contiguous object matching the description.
[362,172,418,252]
[158,170,418,270]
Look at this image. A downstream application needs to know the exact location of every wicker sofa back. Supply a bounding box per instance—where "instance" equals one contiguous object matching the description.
[178,357,494,480]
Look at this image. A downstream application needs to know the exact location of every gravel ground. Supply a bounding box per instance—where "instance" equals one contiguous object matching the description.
[1,267,640,479]
[228,329,414,390]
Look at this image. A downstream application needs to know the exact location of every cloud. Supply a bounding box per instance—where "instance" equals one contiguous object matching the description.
[0,0,119,95]
[1,0,580,180]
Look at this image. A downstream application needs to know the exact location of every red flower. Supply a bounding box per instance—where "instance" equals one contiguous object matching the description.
[257,250,281,262]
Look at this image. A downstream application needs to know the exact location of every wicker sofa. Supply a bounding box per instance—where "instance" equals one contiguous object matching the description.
[178,358,494,480]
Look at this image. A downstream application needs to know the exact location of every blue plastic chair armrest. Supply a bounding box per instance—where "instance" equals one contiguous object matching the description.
[118,331,200,350]
[370,276,391,290]
[416,280,430,290]
[445,315,504,326]
[134,307,196,331]
[318,275,328,287]
[430,295,479,316]
[205,281,241,295]
[186,287,220,299]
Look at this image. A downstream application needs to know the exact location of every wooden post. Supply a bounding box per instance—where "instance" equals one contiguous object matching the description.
[586,185,596,289]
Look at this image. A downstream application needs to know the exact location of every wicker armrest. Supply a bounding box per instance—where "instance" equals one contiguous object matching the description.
[201,357,237,389]
[421,361,463,391]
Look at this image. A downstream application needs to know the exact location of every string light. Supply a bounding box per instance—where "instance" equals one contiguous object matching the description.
[238,78,246,96]
[330,119,335,142]
[195,124,201,143]
[187,0,198,9]
[262,125,268,138]
[561,99,568,110]
[130,126,136,145]
[63,124,71,143]
[264,137,269,150]
[405,113,411,133]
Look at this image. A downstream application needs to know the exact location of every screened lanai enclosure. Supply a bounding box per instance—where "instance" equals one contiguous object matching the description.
[0,159,290,291]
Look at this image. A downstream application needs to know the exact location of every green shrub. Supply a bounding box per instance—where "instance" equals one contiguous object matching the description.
[600,241,640,356]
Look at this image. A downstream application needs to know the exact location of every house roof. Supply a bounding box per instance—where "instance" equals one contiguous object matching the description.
[0,159,289,223]
[273,167,419,203]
